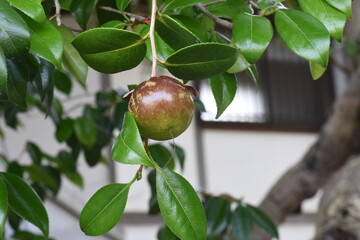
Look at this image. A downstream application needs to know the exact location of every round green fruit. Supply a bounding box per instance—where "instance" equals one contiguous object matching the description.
[128,76,198,141]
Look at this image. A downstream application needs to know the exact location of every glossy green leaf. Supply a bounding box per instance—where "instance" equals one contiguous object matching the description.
[246,64,260,88]
[6,59,29,108]
[205,0,252,19]
[33,59,55,101]
[70,0,98,30]
[275,9,330,67]
[0,172,49,239]
[24,18,63,69]
[0,0,30,58]
[299,0,346,42]
[101,20,127,29]
[80,183,130,236]
[205,197,231,237]
[149,144,174,169]
[247,205,278,238]
[111,112,154,167]
[210,73,237,119]
[56,118,74,142]
[54,70,72,95]
[227,53,251,73]
[60,0,72,10]
[172,15,209,42]
[164,0,208,11]
[155,14,200,51]
[232,204,253,240]
[116,0,131,11]
[7,0,46,23]
[148,169,160,215]
[158,225,179,240]
[72,28,146,74]
[310,61,327,80]
[141,25,175,62]
[0,48,7,97]
[74,116,97,149]
[156,169,207,240]
[325,0,352,18]
[165,43,239,80]
[257,0,275,11]
[26,142,42,165]
[233,14,273,63]
[0,178,7,240]
[56,24,88,86]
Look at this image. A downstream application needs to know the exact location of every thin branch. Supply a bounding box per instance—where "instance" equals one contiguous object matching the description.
[54,0,61,26]
[150,0,158,77]
[97,6,146,22]
[194,3,233,29]
[203,0,227,7]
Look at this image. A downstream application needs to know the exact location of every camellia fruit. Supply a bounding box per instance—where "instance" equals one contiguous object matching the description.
[128,76,198,141]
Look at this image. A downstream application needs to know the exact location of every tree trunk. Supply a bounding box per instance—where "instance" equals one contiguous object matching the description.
[258,66,360,229]
[314,155,360,240]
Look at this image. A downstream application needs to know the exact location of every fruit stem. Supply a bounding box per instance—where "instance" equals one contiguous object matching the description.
[149,0,158,77]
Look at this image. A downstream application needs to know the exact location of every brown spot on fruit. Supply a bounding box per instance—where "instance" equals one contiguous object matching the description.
[128,76,198,140]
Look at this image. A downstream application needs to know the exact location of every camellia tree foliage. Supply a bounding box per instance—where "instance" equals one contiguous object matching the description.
[0,0,353,239]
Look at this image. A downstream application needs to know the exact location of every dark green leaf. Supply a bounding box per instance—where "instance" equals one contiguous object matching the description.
[158,225,179,240]
[0,172,49,239]
[116,0,131,11]
[233,14,273,63]
[12,231,55,240]
[57,151,83,187]
[111,112,154,167]
[84,145,101,166]
[171,15,209,42]
[149,144,174,169]
[195,97,206,112]
[325,0,352,18]
[247,205,278,238]
[74,116,97,149]
[0,178,7,239]
[232,204,253,240]
[275,9,330,67]
[80,183,130,236]
[70,0,98,30]
[205,197,231,237]
[147,169,160,215]
[33,59,55,101]
[7,0,46,23]
[246,64,259,88]
[23,17,63,69]
[205,0,252,19]
[72,28,146,74]
[54,70,72,95]
[155,14,200,51]
[7,162,23,177]
[56,118,74,142]
[165,43,239,80]
[26,142,42,165]
[209,73,237,119]
[164,0,210,11]
[56,24,88,86]
[0,48,7,97]
[0,0,30,58]
[6,59,29,108]
[299,0,346,42]
[113,101,128,130]
[141,25,175,62]
[310,61,327,80]
[101,20,127,29]
[156,169,207,240]
[24,165,60,195]
[171,144,185,170]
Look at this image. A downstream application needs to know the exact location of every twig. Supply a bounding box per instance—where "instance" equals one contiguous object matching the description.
[194,3,233,29]
[54,0,61,26]
[203,0,227,7]
[97,6,147,22]
[150,0,158,77]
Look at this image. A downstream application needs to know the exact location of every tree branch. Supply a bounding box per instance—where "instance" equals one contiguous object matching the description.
[194,3,233,29]
[97,6,147,22]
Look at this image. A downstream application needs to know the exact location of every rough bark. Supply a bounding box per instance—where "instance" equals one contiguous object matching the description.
[258,66,360,227]
[315,156,360,240]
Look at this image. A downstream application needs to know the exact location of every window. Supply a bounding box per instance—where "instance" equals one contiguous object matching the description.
[198,37,334,132]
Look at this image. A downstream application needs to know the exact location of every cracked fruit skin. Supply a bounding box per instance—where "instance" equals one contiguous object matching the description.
[129,76,198,141]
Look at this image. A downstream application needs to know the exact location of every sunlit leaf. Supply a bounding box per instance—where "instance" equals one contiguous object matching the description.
[310,61,327,80]
[6,0,46,23]
[325,0,352,18]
